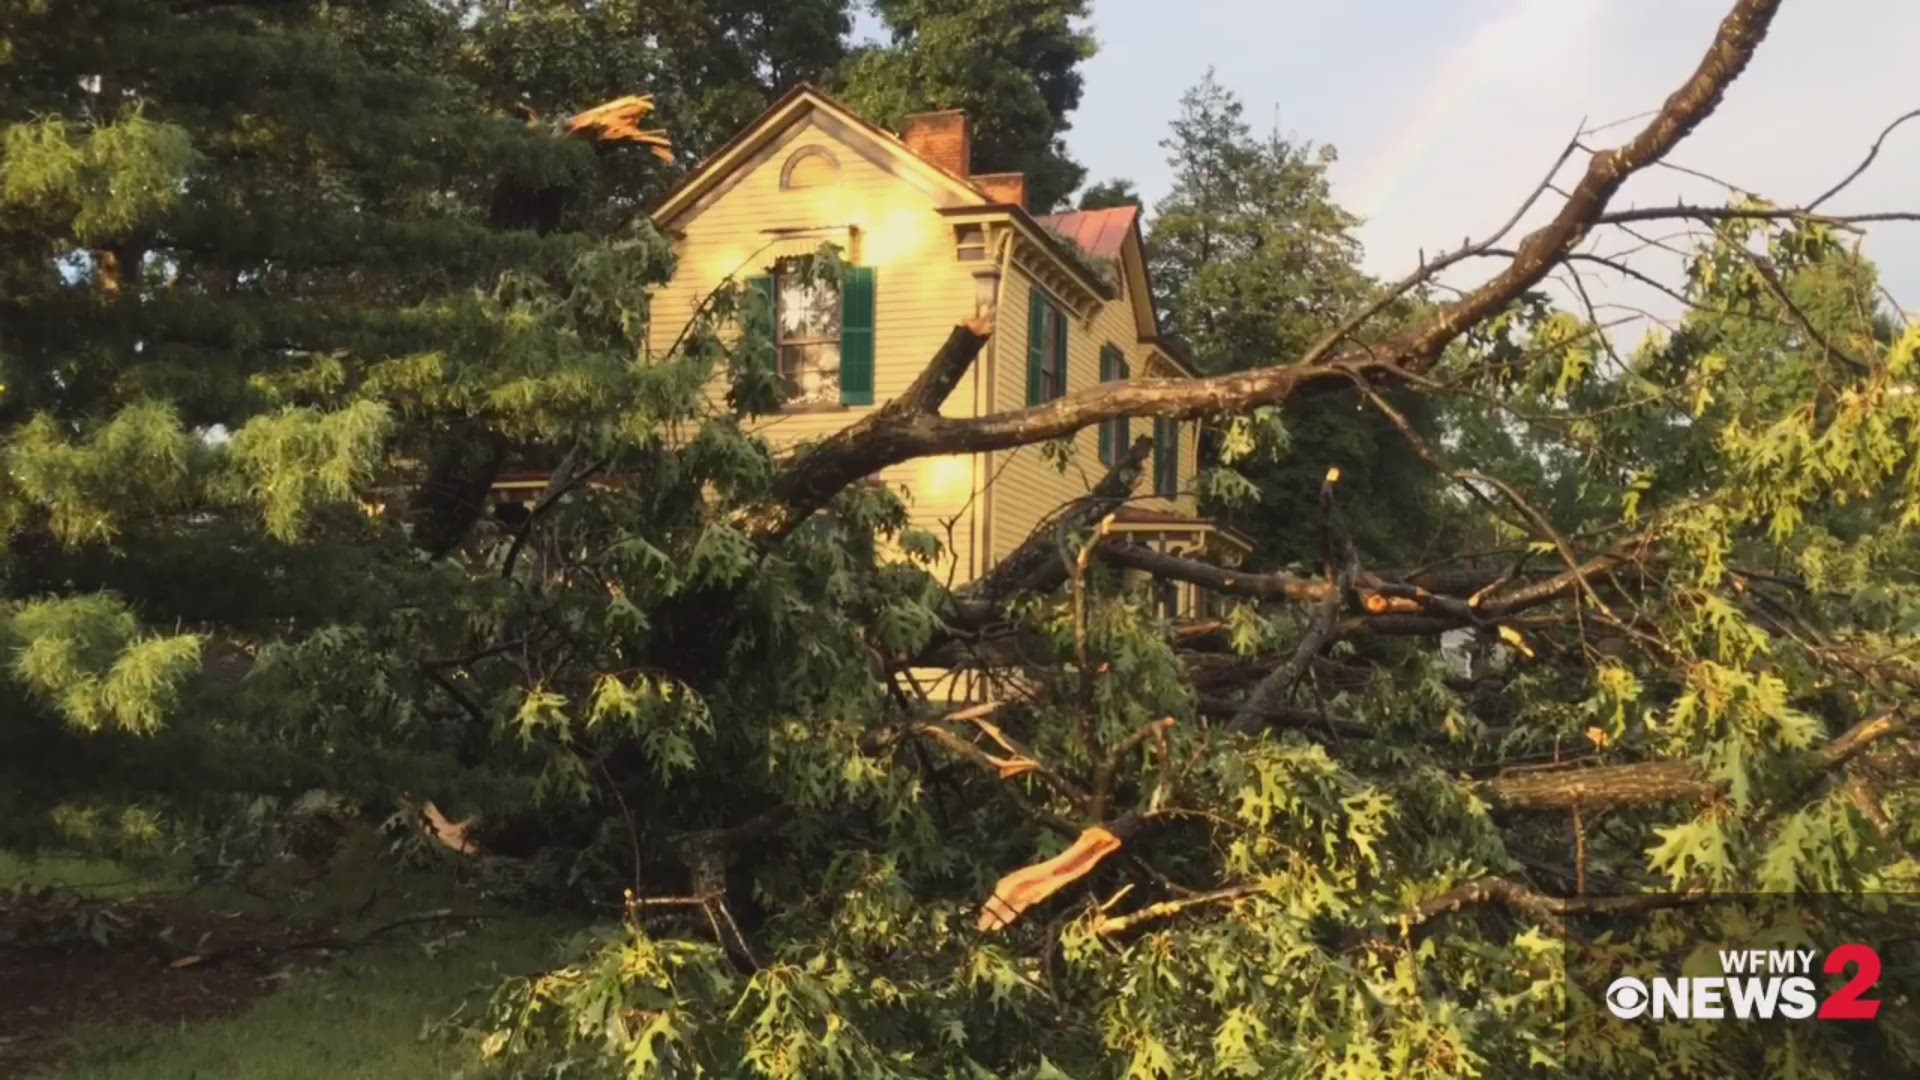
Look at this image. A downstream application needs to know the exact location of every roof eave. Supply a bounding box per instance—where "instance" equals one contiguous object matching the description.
[940,204,1117,302]
[649,84,991,228]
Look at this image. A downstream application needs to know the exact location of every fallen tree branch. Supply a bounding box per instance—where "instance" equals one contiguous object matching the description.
[1595,205,1920,229]
[742,320,992,539]
[1401,876,1710,928]
[957,435,1155,612]
[1478,709,1911,812]
[170,910,509,970]
[1103,538,1641,637]
[1093,884,1265,938]
[501,445,602,580]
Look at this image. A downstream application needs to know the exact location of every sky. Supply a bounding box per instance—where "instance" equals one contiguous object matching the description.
[1064,0,1920,322]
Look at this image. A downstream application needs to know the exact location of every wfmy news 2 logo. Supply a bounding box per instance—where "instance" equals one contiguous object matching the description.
[1603,944,1883,1022]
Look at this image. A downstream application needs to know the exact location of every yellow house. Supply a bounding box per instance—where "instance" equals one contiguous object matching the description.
[640,86,1249,614]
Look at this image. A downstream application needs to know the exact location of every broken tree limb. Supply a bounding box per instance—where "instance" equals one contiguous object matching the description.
[1401,876,1711,929]
[978,825,1125,932]
[1099,539,1641,637]
[742,320,992,540]
[957,434,1155,611]
[911,436,1156,668]
[1093,884,1266,938]
[1478,709,1911,812]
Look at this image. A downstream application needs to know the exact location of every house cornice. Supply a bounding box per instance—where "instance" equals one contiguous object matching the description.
[936,205,1115,313]
[1140,335,1200,378]
[649,85,989,229]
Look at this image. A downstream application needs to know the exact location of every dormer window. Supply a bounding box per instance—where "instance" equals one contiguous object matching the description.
[955,224,987,262]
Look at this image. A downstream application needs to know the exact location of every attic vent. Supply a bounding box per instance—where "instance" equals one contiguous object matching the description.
[955,224,987,262]
[781,146,841,189]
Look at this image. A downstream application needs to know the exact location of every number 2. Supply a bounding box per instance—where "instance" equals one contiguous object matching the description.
[1818,944,1882,1021]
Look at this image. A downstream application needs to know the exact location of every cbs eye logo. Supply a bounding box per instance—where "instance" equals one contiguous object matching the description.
[1606,977,1651,1019]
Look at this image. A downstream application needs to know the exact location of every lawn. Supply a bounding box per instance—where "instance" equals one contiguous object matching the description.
[1,840,578,1078]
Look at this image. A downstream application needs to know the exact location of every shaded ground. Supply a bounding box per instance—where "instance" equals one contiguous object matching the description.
[0,846,573,1078]
[0,898,310,1075]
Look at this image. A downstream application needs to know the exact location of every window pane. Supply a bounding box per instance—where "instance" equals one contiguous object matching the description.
[1041,305,1067,400]
[776,265,840,343]
[779,342,841,406]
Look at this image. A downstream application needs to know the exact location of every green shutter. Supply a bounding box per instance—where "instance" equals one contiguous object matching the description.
[1025,285,1046,405]
[1168,421,1180,495]
[748,275,775,370]
[1117,355,1130,462]
[1155,418,1178,496]
[840,266,875,405]
[1051,302,1068,400]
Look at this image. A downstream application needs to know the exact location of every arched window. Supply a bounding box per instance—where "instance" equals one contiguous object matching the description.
[780,147,841,190]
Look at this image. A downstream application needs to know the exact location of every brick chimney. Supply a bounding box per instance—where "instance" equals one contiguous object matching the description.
[970,172,1026,210]
[900,110,971,177]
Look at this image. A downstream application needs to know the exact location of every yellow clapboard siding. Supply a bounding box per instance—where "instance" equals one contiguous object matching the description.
[647,120,990,583]
[984,263,1200,554]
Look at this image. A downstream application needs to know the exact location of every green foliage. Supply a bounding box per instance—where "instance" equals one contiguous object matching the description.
[6,595,203,734]
[1146,73,1460,566]
[224,401,394,540]
[0,111,201,244]
[6,403,201,546]
[836,0,1095,210]
[1077,178,1141,211]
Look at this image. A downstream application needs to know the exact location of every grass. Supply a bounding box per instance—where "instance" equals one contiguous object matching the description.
[0,850,187,901]
[2,835,581,1079]
[45,926,560,1079]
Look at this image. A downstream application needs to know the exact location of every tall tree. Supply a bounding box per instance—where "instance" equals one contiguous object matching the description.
[0,0,676,845]
[1077,176,1140,210]
[1148,73,1457,566]
[835,0,1095,210]
[1149,73,1367,369]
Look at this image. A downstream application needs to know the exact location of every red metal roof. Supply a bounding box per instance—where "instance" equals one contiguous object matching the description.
[1036,205,1138,261]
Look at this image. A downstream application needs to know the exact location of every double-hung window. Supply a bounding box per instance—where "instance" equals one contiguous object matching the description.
[772,257,842,406]
[1025,287,1068,404]
[1098,345,1130,464]
[750,257,875,408]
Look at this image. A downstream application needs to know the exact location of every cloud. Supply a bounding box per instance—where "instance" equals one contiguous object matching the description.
[1330,0,1920,315]
[1344,0,1606,221]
